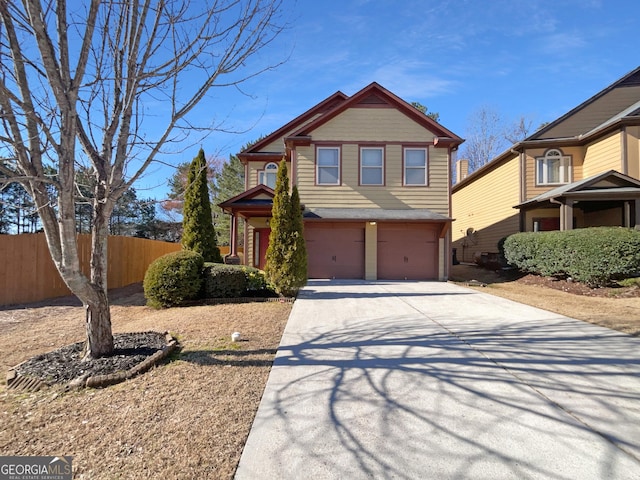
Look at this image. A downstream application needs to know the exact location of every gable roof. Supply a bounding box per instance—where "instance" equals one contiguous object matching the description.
[289,82,463,146]
[528,66,640,141]
[240,82,463,158]
[218,184,275,216]
[238,91,349,159]
[515,170,640,208]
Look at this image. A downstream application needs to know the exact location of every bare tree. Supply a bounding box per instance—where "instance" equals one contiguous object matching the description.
[460,106,533,173]
[459,106,506,173]
[504,116,533,144]
[0,0,286,359]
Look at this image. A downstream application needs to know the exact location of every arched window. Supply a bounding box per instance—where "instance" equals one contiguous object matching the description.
[536,149,571,185]
[259,162,278,189]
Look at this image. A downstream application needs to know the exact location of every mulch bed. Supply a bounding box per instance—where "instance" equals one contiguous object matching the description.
[516,273,640,298]
[11,331,173,388]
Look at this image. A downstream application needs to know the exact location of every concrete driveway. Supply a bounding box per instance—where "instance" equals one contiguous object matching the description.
[235,280,640,479]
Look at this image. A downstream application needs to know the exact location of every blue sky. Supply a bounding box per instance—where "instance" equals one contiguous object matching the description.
[136,0,640,200]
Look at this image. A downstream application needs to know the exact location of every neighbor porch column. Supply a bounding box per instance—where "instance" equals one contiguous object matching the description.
[624,201,632,228]
[560,200,574,231]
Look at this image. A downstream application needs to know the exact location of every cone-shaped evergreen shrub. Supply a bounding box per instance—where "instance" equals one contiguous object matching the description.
[181,148,222,262]
[264,160,307,296]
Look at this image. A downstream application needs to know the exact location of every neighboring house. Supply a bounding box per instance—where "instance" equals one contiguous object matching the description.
[219,82,463,280]
[452,66,640,263]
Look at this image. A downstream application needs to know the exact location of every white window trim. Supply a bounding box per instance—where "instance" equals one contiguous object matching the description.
[316,146,341,185]
[536,149,571,185]
[403,147,428,186]
[258,162,278,189]
[360,147,384,186]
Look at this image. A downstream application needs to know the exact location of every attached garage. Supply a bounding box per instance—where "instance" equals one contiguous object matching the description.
[305,222,365,279]
[377,223,439,280]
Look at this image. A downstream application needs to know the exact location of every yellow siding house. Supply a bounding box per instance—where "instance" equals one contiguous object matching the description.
[452,66,640,263]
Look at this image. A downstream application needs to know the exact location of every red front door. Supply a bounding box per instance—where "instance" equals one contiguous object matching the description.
[254,228,271,270]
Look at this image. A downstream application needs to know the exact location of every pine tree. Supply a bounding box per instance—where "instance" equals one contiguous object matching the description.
[265,160,307,296]
[212,153,245,246]
[289,185,308,288]
[181,148,222,263]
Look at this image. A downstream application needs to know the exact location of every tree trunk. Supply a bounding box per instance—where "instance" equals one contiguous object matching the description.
[83,286,113,360]
[82,193,114,360]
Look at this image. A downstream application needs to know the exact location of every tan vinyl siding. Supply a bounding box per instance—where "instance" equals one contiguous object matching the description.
[247,161,266,189]
[295,107,450,213]
[365,222,377,280]
[583,132,622,177]
[524,146,584,200]
[626,126,640,179]
[246,160,291,189]
[297,145,449,213]
[259,113,324,153]
[452,156,520,261]
[312,108,437,142]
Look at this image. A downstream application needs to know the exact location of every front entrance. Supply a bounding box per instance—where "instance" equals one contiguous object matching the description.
[254,228,271,270]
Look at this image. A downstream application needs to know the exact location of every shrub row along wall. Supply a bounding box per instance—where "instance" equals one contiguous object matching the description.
[0,233,182,306]
[503,227,640,287]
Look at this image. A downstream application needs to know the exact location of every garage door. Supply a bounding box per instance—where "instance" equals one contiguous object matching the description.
[305,222,365,279]
[377,223,438,280]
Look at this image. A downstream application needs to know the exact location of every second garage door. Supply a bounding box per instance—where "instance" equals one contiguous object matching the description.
[305,222,365,279]
[377,223,438,280]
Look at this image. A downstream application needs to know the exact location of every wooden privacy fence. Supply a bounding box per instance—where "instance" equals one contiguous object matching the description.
[0,233,182,306]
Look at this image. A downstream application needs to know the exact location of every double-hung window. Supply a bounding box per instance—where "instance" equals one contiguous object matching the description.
[258,162,278,189]
[404,148,428,185]
[536,149,571,185]
[317,147,340,185]
[360,147,384,185]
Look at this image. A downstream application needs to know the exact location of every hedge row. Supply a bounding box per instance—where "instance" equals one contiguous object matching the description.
[143,251,276,308]
[503,227,640,286]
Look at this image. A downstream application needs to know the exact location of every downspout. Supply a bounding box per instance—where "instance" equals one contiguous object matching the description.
[621,126,628,175]
[512,147,526,232]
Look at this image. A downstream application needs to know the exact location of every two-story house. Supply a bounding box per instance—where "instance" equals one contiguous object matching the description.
[219,82,463,280]
[452,66,640,263]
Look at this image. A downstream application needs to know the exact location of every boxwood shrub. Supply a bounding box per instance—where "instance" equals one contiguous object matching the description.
[202,264,278,298]
[503,227,640,286]
[143,250,204,308]
[202,263,247,298]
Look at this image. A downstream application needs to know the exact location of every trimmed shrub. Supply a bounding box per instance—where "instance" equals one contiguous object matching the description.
[202,263,247,298]
[144,250,204,308]
[240,266,278,297]
[503,227,640,286]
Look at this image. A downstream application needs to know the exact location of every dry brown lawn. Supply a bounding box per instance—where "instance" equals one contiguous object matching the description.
[0,285,292,479]
[2,270,639,479]
[450,264,640,336]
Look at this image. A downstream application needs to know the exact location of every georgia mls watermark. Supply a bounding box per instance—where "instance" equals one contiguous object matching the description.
[0,456,72,480]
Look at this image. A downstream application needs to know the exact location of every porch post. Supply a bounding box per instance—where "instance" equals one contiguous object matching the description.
[564,200,574,230]
[635,199,640,228]
[230,214,238,256]
[624,201,632,228]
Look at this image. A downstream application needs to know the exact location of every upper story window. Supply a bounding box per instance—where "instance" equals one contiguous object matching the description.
[317,147,340,185]
[360,147,384,185]
[404,148,428,186]
[258,162,278,189]
[536,149,571,185]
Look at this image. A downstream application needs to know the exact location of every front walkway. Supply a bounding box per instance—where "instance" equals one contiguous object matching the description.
[236,280,640,479]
